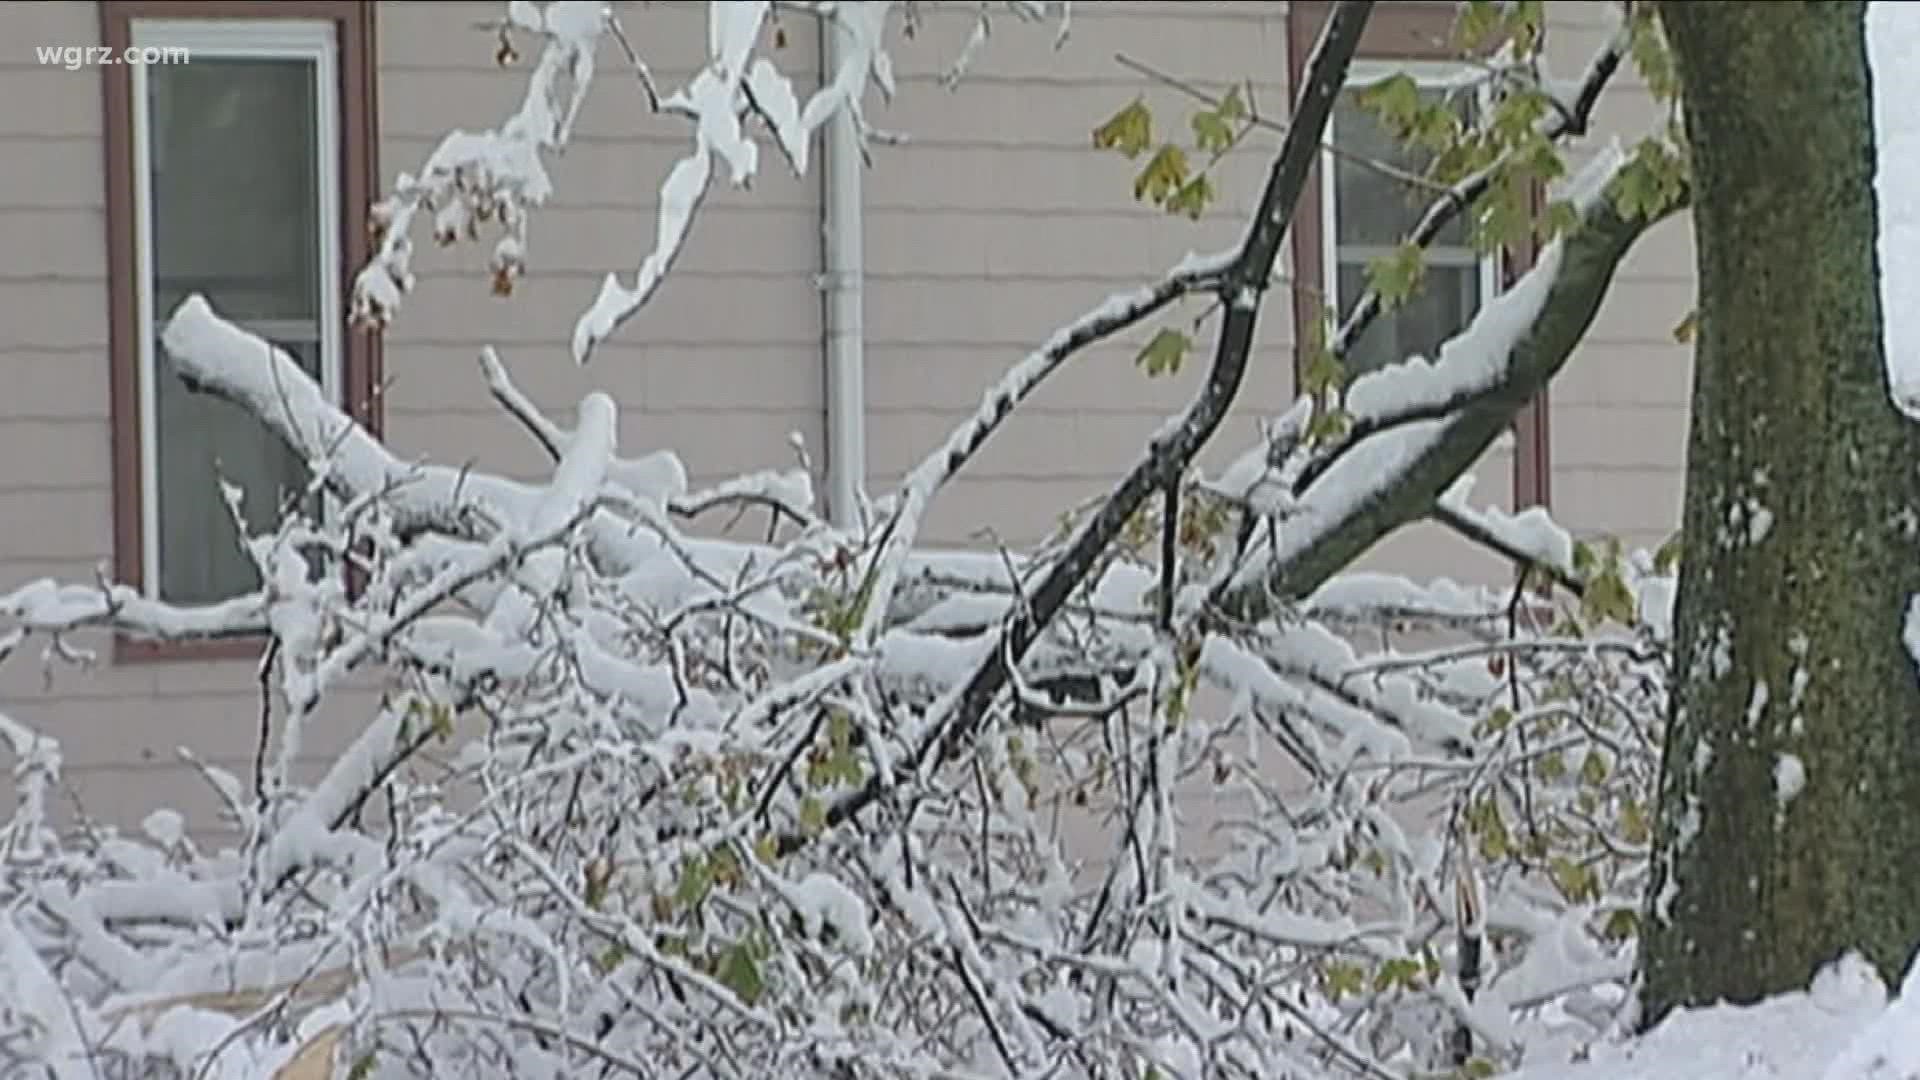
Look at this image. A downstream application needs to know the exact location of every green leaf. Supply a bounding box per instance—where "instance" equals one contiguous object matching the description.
[1214,85,1247,124]
[1366,242,1426,311]
[1472,797,1510,860]
[1191,108,1236,155]
[799,795,827,836]
[675,852,713,909]
[1461,1058,1499,1079]
[1629,7,1680,103]
[824,744,864,787]
[1306,406,1351,443]
[1571,539,1597,575]
[1580,750,1610,787]
[715,940,766,1005]
[1352,73,1423,134]
[348,1052,379,1080]
[1611,137,1689,223]
[1581,567,1637,627]
[1134,143,1191,205]
[1373,956,1425,992]
[1654,529,1684,574]
[1622,798,1652,845]
[594,942,629,974]
[1454,0,1504,50]
[1136,327,1192,377]
[1542,198,1582,241]
[1324,960,1366,1001]
[1093,96,1154,159]
[1550,855,1598,903]
[1298,312,1346,397]
[1164,173,1216,221]
[1672,308,1698,343]
[1602,907,1641,941]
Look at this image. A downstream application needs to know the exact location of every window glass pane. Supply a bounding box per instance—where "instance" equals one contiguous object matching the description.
[147,57,324,604]
[1338,260,1481,375]
[1332,85,1473,249]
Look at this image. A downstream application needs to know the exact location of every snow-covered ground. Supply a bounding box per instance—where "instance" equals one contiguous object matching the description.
[1509,952,1918,1080]
[1507,5,1920,1077]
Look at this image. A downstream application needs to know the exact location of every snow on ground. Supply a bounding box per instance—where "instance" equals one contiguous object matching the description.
[1499,6,1920,1078]
[1509,952,1920,1080]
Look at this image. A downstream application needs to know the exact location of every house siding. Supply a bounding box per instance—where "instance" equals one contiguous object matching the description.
[1544,1,1697,555]
[0,0,1690,830]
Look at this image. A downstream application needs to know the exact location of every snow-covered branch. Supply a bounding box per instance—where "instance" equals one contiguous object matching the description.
[1214,146,1687,620]
[799,0,1378,854]
[1329,11,1631,360]
[0,4,1693,1077]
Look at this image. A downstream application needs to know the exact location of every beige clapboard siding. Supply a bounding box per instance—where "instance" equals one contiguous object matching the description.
[0,0,1690,829]
[1544,1,1694,549]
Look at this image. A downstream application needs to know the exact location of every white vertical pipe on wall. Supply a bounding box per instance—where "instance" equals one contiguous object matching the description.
[821,13,867,531]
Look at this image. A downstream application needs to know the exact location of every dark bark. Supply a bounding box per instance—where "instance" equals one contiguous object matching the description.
[1641,0,1920,1025]
[1209,186,1674,619]
[779,1,1379,856]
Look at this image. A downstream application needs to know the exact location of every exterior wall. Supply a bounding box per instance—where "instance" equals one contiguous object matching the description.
[0,0,1692,831]
[862,2,1298,548]
[1545,0,1695,555]
[0,0,823,829]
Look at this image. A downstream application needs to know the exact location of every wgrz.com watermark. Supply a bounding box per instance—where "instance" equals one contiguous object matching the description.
[37,44,190,71]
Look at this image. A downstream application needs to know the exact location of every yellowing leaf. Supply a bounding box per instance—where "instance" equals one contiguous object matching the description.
[1324,961,1366,1001]
[1673,308,1699,343]
[1134,143,1191,205]
[1092,97,1154,159]
[1136,327,1192,377]
[1603,907,1641,941]
[1164,174,1216,220]
[1622,798,1652,845]
[1550,855,1599,903]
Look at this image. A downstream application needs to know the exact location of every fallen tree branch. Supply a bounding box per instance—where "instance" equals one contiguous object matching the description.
[790,0,1380,854]
[1328,15,1629,360]
[1217,174,1688,622]
[1432,502,1585,596]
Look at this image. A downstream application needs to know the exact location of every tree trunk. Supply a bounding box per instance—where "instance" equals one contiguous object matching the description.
[1641,0,1920,1025]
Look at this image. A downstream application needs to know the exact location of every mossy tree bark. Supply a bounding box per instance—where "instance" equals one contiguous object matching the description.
[1640,0,1920,1026]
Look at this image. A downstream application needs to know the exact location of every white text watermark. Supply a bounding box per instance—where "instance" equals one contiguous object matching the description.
[37,45,191,71]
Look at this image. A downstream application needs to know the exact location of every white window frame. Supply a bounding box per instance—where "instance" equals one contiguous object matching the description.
[128,19,342,600]
[1321,59,1503,360]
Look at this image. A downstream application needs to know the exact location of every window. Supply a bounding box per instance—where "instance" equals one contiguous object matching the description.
[102,2,378,655]
[1324,64,1499,377]
[1287,1,1551,509]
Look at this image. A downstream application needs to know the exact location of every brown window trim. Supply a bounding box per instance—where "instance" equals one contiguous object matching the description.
[101,0,381,663]
[1285,0,1551,512]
